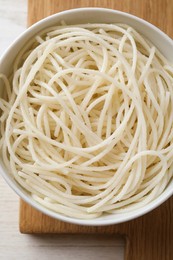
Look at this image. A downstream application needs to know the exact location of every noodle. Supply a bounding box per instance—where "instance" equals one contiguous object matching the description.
[0,23,173,219]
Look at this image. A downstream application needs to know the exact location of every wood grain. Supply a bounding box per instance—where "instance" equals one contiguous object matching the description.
[0,174,124,260]
[20,197,173,260]
[20,1,173,259]
[27,0,173,38]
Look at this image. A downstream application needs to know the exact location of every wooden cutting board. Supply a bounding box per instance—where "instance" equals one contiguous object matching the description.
[20,1,173,259]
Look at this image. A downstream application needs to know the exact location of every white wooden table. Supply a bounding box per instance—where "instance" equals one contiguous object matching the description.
[0,1,124,259]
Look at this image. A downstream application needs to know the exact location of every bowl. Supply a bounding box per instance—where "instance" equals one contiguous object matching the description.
[0,8,173,226]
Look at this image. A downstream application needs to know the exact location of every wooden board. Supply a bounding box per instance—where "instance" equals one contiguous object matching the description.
[20,1,173,259]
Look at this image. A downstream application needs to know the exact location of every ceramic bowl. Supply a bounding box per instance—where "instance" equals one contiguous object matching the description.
[0,8,173,226]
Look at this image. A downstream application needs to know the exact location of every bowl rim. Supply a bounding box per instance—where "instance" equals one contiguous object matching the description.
[0,7,173,226]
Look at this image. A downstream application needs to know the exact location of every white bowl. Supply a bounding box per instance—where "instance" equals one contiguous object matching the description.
[0,8,173,226]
